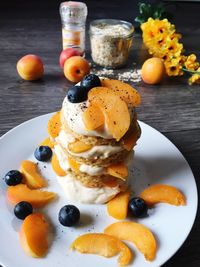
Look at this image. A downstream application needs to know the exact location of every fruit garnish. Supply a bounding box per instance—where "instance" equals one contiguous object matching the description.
[64,56,90,83]
[47,111,61,139]
[39,137,54,148]
[20,160,47,189]
[104,221,157,261]
[68,140,92,153]
[4,170,23,186]
[82,103,105,131]
[80,74,101,90]
[107,162,128,180]
[68,157,80,172]
[7,184,57,208]
[16,54,44,81]
[59,48,82,68]
[86,87,130,141]
[58,205,80,227]
[128,197,148,217]
[71,233,133,266]
[101,79,141,106]
[51,154,67,176]
[34,146,52,162]
[140,184,186,206]
[20,213,49,257]
[107,190,130,220]
[141,57,165,85]
[67,85,89,103]
[14,201,33,220]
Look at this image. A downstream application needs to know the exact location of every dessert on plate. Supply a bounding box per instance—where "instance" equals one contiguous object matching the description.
[48,74,141,204]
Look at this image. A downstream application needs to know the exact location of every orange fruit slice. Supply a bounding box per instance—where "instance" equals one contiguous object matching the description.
[101,79,141,106]
[104,221,157,261]
[140,184,186,206]
[71,233,133,266]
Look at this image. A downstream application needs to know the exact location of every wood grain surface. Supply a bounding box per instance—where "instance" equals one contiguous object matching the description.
[0,1,199,267]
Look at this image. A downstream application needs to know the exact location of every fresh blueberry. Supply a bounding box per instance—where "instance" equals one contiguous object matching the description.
[14,201,33,220]
[128,197,148,218]
[4,170,23,186]
[58,205,80,227]
[80,74,101,90]
[34,146,52,161]
[67,85,88,103]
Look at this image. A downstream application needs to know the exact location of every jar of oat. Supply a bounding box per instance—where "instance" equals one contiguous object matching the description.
[89,19,134,68]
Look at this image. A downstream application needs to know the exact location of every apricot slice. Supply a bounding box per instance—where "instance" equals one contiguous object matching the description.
[68,157,80,172]
[39,137,54,148]
[107,190,131,220]
[20,213,49,257]
[68,140,92,153]
[104,221,157,261]
[7,184,57,208]
[71,233,133,266]
[20,160,47,189]
[101,79,141,106]
[82,104,105,131]
[87,87,130,141]
[51,154,67,176]
[47,111,61,139]
[140,184,186,206]
[107,162,128,180]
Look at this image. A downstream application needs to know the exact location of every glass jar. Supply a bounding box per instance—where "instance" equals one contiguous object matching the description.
[59,1,88,54]
[89,19,134,68]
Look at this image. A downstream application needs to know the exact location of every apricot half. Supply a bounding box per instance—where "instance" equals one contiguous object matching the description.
[104,221,157,261]
[101,79,141,106]
[140,184,186,206]
[47,111,61,139]
[7,184,57,208]
[71,233,133,266]
[87,87,130,141]
[20,213,49,257]
[107,190,130,220]
[20,160,47,189]
[51,154,67,176]
[68,140,92,153]
[107,162,128,180]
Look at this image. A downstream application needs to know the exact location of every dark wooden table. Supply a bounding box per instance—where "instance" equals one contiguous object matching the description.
[0,1,199,266]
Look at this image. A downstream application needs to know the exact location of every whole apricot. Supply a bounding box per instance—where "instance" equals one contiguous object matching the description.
[141,57,165,85]
[17,54,44,81]
[63,56,90,83]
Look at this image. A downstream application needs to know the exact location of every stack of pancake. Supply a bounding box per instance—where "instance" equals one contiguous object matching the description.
[49,79,141,204]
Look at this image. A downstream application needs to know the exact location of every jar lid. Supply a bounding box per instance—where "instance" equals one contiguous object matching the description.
[60,1,87,23]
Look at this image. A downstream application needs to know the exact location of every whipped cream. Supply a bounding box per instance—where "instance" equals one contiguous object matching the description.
[55,143,107,176]
[56,130,123,159]
[57,173,120,204]
[79,164,105,176]
[62,96,135,139]
[54,145,70,172]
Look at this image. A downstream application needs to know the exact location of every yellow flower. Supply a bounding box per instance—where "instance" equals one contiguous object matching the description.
[188,67,200,85]
[185,54,199,71]
[141,18,200,83]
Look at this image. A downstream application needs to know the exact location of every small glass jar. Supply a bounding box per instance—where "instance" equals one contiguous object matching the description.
[89,19,134,68]
[60,1,88,54]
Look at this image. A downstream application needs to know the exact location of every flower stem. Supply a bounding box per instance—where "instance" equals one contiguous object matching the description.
[182,67,200,75]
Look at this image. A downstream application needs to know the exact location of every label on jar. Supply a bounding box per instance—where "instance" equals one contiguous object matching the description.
[62,28,85,52]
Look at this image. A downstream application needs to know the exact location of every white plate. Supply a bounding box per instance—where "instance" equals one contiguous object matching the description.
[0,113,197,267]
